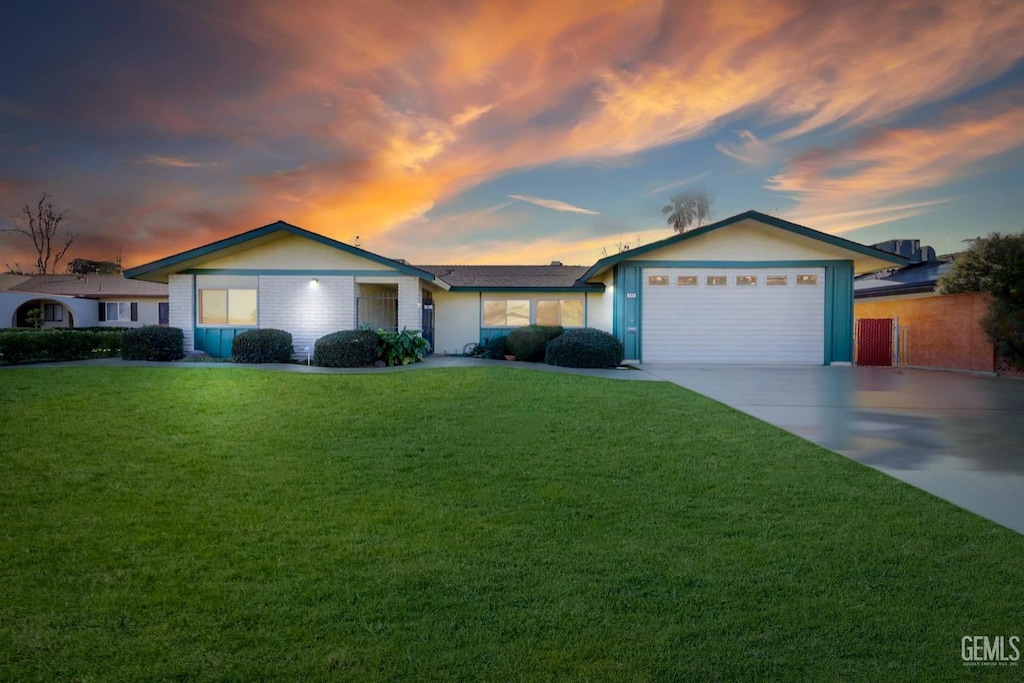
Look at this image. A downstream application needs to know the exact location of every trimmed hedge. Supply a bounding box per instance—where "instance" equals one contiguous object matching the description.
[544,327,624,368]
[0,329,122,365]
[232,328,294,363]
[314,330,379,368]
[121,326,185,361]
[507,325,564,362]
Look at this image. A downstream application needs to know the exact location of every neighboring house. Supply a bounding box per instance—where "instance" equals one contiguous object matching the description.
[854,241,994,371]
[124,210,904,364]
[0,274,169,329]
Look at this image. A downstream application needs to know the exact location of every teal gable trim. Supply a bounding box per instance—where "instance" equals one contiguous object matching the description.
[575,210,908,283]
[620,259,848,268]
[451,285,604,293]
[125,220,436,281]
[183,268,404,277]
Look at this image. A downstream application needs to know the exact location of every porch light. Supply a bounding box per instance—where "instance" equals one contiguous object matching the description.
[311,277,319,284]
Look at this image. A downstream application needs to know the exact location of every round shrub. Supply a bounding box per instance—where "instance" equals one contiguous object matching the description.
[544,328,624,368]
[232,328,293,363]
[313,329,379,367]
[507,325,564,362]
[121,326,185,361]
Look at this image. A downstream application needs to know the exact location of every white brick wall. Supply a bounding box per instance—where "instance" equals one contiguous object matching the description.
[258,275,355,355]
[397,276,422,332]
[168,274,194,351]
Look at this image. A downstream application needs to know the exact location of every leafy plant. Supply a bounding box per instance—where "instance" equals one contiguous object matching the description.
[507,325,564,362]
[25,306,45,329]
[313,330,379,368]
[376,327,430,366]
[121,326,185,361]
[232,328,294,363]
[481,334,509,359]
[544,327,624,368]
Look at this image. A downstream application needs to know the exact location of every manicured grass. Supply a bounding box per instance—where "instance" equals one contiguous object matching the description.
[1,367,1021,681]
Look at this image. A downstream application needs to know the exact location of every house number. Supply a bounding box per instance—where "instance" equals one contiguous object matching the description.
[626,293,637,299]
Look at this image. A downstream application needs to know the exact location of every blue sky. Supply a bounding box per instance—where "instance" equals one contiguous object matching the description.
[1,0,1022,269]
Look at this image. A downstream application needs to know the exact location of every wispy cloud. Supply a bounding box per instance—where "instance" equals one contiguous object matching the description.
[646,171,712,196]
[507,194,600,215]
[132,155,224,169]
[770,99,1024,231]
[715,130,774,166]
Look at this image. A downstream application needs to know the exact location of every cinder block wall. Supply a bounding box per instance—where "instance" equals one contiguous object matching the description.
[854,292,994,372]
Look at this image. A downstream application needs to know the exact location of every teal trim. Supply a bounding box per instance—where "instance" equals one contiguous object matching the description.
[619,259,849,268]
[194,327,256,358]
[451,285,604,293]
[124,220,436,281]
[828,262,855,363]
[575,210,908,283]
[183,268,404,276]
[616,263,641,360]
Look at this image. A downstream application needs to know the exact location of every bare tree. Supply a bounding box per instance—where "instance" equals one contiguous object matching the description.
[662,188,713,233]
[600,234,643,258]
[2,194,78,274]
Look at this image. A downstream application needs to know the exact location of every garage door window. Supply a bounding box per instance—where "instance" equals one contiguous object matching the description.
[483,299,530,327]
[647,275,669,286]
[706,275,728,286]
[736,275,757,286]
[536,300,584,327]
[766,275,788,286]
[676,276,698,286]
[797,274,819,286]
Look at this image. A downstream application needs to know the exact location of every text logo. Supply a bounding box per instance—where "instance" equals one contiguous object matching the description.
[962,636,1020,666]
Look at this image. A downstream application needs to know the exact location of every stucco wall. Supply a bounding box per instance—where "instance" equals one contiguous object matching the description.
[199,234,396,270]
[96,297,165,327]
[854,292,994,371]
[432,290,479,355]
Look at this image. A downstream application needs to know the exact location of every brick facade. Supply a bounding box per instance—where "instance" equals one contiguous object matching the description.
[854,292,994,372]
[168,274,194,352]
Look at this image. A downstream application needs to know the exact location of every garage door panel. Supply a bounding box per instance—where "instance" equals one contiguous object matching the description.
[642,267,825,364]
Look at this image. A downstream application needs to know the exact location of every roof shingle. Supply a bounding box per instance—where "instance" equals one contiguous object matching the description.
[9,274,168,297]
[416,265,589,288]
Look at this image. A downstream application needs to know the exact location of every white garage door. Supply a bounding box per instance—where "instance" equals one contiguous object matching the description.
[642,268,825,363]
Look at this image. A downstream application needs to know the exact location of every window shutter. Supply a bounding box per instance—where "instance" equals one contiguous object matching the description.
[130,302,138,321]
[98,301,106,322]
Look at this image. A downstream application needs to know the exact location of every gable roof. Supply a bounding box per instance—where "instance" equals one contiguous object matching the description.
[576,210,909,282]
[416,264,601,291]
[125,220,437,282]
[8,274,167,298]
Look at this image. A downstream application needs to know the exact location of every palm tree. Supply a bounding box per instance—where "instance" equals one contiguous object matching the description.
[662,189,713,233]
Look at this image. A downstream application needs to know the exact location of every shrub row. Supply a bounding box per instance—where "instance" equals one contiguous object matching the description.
[507,325,564,362]
[0,329,123,365]
[313,328,431,367]
[231,328,294,363]
[121,327,185,361]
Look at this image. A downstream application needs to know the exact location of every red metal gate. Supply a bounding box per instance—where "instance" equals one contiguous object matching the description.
[856,318,895,366]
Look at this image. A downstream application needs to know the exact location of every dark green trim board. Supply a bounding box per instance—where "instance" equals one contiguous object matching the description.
[124,221,436,281]
[575,210,908,283]
[183,269,405,277]
[614,263,641,361]
[451,285,604,293]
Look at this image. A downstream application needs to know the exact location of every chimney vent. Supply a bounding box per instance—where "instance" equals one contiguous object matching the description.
[549,260,563,266]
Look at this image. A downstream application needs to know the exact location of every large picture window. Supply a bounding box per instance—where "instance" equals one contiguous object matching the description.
[104,302,138,322]
[536,300,584,327]
[199,289,257,325]
[483,299,530,327]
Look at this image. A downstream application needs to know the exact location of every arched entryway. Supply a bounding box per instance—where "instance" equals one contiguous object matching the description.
[13,299,74,328]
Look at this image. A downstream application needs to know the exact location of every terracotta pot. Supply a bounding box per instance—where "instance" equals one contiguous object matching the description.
[504,354,517,361]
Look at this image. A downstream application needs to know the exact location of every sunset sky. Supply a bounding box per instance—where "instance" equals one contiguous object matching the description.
[1,0,1023,269]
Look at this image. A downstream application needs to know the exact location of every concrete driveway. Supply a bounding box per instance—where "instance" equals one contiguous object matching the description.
[641,364,1024,535]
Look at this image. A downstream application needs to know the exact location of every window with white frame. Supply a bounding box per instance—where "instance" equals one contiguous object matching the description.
[199,289,258,325]
[482,299,530,327]
[536,300,584,327]
[105,302,132,321]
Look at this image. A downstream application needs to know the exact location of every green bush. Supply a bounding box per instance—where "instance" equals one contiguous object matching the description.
[0,329,123,365]
[507,325,564,362]
[313,330,379,368]
[121,326,185,361]
[544,328,624,368]
[481,334,509,359]
[983,299,1024,369]
[232,328,294,363]
[377,328,431,366]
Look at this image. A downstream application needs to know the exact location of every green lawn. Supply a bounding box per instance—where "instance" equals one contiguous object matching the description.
[1,367,1020,681]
